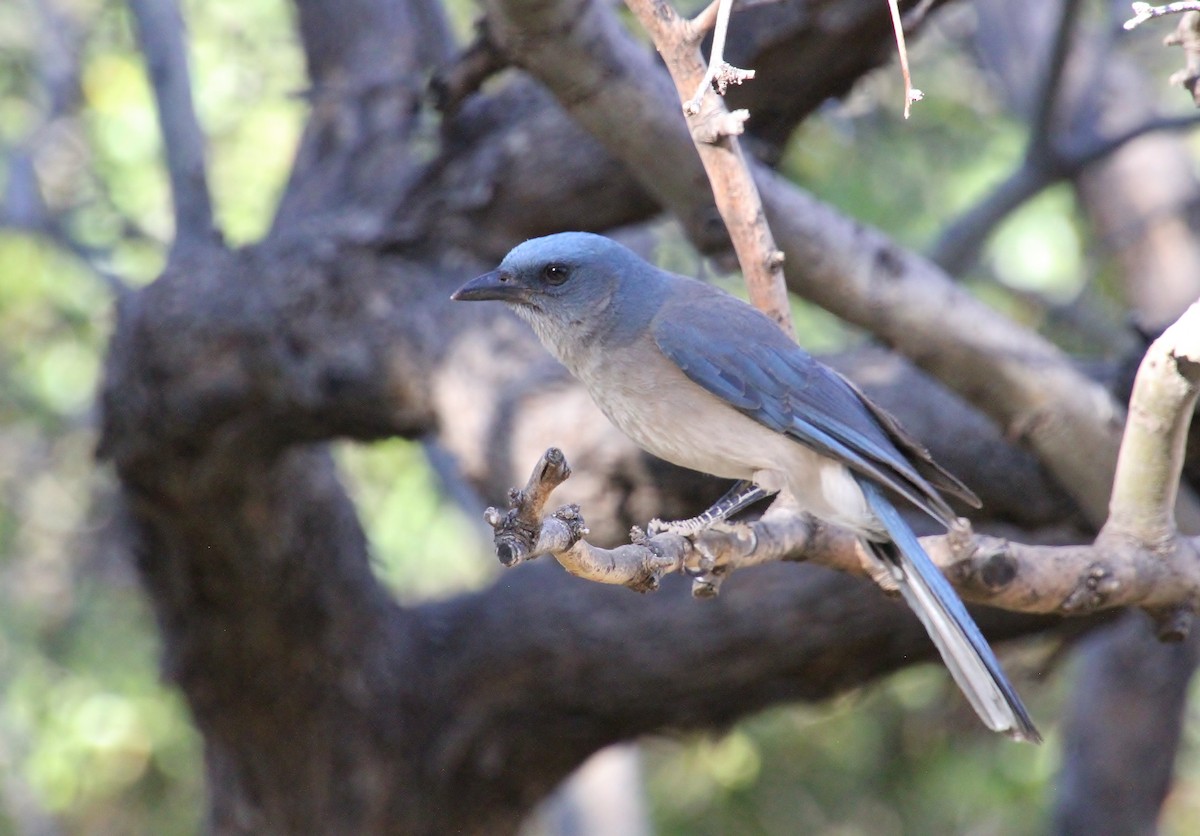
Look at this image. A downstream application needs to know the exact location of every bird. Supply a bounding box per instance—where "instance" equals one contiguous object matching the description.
[452,231,1040,742]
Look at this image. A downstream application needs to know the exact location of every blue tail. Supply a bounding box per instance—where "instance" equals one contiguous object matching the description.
[859,480,1040,742]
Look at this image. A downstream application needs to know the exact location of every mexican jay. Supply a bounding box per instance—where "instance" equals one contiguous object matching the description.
[452,231,1039,742]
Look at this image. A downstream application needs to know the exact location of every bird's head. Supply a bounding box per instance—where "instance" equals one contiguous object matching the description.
[451,232,655,334]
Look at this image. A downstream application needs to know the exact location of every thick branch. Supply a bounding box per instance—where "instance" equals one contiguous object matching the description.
[1106,300,1200,541]
[127,0,220,256]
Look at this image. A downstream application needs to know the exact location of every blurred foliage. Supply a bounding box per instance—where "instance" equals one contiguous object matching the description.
[645,664,1059,836]
[2,0,1199,833]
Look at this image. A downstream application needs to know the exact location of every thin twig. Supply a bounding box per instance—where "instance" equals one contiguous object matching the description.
[682,0,754,116]
[1126,1,1200,30]
[886,0,922,119]
[127,0,221,257]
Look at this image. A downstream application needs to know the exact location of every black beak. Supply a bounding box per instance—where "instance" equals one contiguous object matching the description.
[451,270,520,302]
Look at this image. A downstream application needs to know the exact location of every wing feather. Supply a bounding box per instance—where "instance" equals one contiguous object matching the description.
[652,291,975,525]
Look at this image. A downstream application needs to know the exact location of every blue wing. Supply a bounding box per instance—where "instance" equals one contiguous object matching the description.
[651,287,977,526]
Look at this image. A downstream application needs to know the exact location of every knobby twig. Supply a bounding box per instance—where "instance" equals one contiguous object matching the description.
[682,0,755,116]
[624,0,792,333]
[127,0,221,257]
[483,302,1200,637]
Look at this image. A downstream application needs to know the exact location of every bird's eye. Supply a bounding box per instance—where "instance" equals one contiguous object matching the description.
[542,264,570,286]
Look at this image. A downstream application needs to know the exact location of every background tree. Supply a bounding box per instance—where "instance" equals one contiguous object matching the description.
[5,0,1200,833]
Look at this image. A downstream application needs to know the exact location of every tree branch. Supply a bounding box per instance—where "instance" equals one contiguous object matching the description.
[930,0,1200,277]
[1106,300,1200,542]
[1028,0,1084,157]
[485,450,1200,619]
[624,0,791,331]
[127,0,221,257]
[682,0,755,116]
[468,0,1193,535]
[1125,1,1200,30]
[929,113,1200,277]
[479,292,1200,630]
[482,0,730,257]
[1053,613,1200,833]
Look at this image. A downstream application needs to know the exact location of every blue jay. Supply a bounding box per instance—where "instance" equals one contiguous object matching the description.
[453,232,1039,742]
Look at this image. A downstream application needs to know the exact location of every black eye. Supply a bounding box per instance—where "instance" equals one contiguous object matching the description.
[542,264,570,286]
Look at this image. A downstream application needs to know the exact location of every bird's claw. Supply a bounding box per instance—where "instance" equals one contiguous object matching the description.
[647,516,742,538]
[648,516,702,537]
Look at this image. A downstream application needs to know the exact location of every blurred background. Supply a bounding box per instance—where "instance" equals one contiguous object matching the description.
[3,0,1200,832]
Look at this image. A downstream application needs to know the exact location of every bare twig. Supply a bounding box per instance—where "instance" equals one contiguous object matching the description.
[886,0,922,119]
[625,0,792,333]
[127,0,221,257]
[485,454,1200,616]
[1125,1,1200,30]
[682,0,755,116]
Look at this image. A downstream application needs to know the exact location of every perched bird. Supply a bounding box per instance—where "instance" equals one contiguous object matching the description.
[452,232,1040,742]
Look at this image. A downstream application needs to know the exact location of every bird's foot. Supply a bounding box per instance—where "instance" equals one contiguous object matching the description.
[647,480,770,537]
[648,515,718,537]
[645,518,757,599]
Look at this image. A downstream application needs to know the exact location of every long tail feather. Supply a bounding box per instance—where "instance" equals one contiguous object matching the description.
[859,480,1041,743]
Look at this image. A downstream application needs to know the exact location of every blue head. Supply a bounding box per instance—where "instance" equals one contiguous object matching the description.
[452,232,667,352]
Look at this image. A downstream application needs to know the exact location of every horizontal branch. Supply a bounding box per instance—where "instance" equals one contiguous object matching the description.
[485,301,1200,634]
[1125,2,1200,30]
[486,448,1200,622]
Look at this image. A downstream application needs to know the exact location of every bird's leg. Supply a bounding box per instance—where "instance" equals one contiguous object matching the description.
[648,480,771,537]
